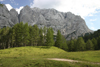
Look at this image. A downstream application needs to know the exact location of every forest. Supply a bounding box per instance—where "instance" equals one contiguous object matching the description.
[0,22,100,52]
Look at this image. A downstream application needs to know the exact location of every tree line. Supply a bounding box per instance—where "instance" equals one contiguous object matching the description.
[55,29,100,52]
[0,22,54,49]
[0,22,100,52]
[55,31,100,52]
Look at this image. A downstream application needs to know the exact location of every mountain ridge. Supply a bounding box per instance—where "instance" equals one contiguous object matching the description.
[0,4,92,40]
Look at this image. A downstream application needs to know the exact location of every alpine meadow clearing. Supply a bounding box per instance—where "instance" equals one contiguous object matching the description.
[0,46,100,67]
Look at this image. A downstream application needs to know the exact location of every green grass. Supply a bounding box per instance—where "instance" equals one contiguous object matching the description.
[0,46,100,67]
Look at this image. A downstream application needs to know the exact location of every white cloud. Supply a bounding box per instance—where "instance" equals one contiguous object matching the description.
[5,4,13,11]
[0,0,4,1]
[16,6,23,14]
[5,4,23,14]
[30,0,100,18]
[90,19,97,21]
[88,14,93,16]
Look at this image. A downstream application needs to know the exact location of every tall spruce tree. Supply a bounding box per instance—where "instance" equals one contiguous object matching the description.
[92,38,98,50]
[68,40,74,51]
[15,22,24,47]
[9,27,15,47]
[23,23,29,46]
[38,28,44,46]
[1,27,10,49]
[61,35,68,51]
[46,28,54,47]
[86,39,94,50]
[76,37,86,51]
[97,36,100,49]
[55,30,62,48]
[33,25,39,46]
[29,26,34,46]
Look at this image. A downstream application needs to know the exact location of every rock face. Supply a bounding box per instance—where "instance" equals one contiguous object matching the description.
[0,4,14,28]
[10,9,19,24]
[0,5,92,40]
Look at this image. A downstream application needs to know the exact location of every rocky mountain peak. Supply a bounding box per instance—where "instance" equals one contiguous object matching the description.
[0,5,93,40]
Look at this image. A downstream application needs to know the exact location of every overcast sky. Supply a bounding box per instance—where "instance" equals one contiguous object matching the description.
[1,0,100,31]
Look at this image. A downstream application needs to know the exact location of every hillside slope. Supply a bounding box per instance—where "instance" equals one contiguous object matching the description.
[0,46,100,67]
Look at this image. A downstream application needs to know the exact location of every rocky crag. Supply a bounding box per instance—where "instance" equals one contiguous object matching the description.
[0,4,92,40]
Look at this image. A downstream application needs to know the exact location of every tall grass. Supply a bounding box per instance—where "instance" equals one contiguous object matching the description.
[0,46,100,67]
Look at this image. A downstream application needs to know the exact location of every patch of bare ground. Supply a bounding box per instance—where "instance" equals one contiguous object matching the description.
[47,58,100,65]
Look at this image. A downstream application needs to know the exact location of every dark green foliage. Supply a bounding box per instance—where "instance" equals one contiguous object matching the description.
[46,28,54,47]
[55,30,62,48]
[29,25,34,46]
[61,36,68,51]
[55,30,68,51]
[0,21,100,52]
[97,36,100,49]
[38,28,44,46]
[23,23,29,46]
[68,40,74,51]
[92,38,98,50]
[86,39,94,50]
[76,37,86,51]
[0,22,46,49]
[15,22,24,46]
[83,29,100,42]
[33,25,39,46]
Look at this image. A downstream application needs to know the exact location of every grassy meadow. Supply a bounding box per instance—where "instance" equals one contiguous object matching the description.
[0,46,100,67]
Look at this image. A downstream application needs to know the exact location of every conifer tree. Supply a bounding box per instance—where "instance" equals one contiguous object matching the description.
[55,30,62,48]
[0,28,2,49]
[29,26,34,46]
[61,35,68,51]
[86,39,94,50]
[38,28,44,46]
[33,25,39,46]
[92,38,98,50]
[97,36,100,49]
[46,28,54,47]
[43,26,47,45]
[68,40,74,51]
[23,23,29,46]
[1,27,10,49]
[15,22,24,47]
[9,27,15,47]
[76,37,86,51]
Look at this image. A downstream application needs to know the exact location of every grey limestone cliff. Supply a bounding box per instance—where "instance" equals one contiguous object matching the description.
[0,5,92,40]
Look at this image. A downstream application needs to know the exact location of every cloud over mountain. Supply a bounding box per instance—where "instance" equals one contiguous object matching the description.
[30,0,100,18]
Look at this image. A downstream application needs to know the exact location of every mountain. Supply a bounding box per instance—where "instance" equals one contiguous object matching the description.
[0,4,92,40]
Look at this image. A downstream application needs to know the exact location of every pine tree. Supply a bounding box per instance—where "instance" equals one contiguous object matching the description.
[76,37,86,51]
[92,38,98,50]
[38,28,44,46]
[55,30,62,48]
[9,27,15,47]
[46,28,54,47]
[15,22,24,47]
[68,40,74,51]
[0,28,2,49]
[61,35,68,51]
[97,36,100,49]
[43,26,47,45]
[86,39,94,50]
[29,26,34,46]
[33,25,39,46]
[1,27,10,49]
[23,23,29,46]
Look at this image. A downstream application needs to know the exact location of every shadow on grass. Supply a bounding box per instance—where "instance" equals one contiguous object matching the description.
[34,46,51,49]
